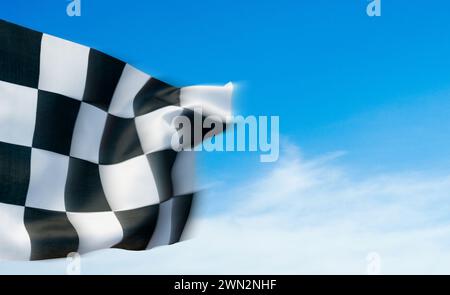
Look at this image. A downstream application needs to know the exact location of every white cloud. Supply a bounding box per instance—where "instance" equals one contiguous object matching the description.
[125,142,450,275]
[3,142,450,274]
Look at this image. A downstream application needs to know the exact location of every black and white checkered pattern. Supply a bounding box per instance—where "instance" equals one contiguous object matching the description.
[0,20,232,260]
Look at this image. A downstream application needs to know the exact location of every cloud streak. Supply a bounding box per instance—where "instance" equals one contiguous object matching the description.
[2,142,450,274]
[132,143,450,274]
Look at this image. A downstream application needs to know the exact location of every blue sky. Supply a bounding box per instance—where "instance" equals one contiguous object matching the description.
[1,0,450,274]
[2,0,450,174]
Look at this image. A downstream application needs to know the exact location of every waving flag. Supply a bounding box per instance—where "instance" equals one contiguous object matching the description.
[0,19,232,260]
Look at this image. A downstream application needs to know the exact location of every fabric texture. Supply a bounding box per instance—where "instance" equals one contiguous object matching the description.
[0,19,232,261]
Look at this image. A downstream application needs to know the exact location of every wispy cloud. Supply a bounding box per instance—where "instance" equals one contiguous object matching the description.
[124,142,450,275]
[3,142,450,274]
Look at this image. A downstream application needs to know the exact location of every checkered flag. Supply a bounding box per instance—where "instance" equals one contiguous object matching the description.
[0,20,232,260]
